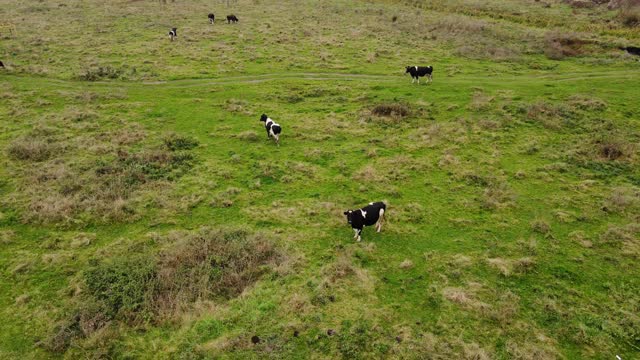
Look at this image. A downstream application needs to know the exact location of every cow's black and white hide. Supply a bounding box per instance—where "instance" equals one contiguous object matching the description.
[260,114,282,145]
[405,65,433,84]
[621,46,640,57]
[343,202,386,242]
[208,13,215,24]
[227,15,239,23]
[169,28,177,41]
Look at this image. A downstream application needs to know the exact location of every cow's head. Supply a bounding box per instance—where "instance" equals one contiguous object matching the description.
[343,210,353,224]
[260,114,268,122]
[405,66,412,74]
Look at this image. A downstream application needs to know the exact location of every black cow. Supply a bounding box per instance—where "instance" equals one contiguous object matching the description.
[260,114,282,145]
[208,13,215,24]
[621,46,640,57]
[0,61,4,68]
[227,15,239,24]
[405,65,433,84]
[168,28,177,41]
[343,202,386,242]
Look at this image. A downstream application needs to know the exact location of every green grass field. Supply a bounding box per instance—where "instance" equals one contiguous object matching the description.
[1,0,640,358]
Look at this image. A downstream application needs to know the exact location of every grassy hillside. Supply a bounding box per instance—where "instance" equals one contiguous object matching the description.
[1,0,639,358]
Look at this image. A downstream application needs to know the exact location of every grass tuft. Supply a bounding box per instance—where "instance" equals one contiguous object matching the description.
[371,103,411,118]
[544,31,588,60]
[8,137,60,162]
[163,133,199,151]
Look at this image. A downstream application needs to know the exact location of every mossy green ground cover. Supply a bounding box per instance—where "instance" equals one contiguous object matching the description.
[1,0,639,358]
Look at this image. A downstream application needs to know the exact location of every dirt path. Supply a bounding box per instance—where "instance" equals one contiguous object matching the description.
[138,69,639,88]
[2,69,638,89]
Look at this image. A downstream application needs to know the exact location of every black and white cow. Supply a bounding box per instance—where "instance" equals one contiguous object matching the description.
[343,202,386,242]
[208,13,215,24]
[405,65,433,84]
[260,114,282,145]
[621,46,640,57]
[227,15,239,24]
[168,28,177,41]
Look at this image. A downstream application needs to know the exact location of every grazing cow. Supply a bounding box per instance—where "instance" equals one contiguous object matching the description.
[208,13,215,24]
[260,114,282,145]
[621,46,640,56]
[343,202,386,242]
[0,61,4,68]
[168,27,177,41]
[405,65,433,84]
[227,15,239,23]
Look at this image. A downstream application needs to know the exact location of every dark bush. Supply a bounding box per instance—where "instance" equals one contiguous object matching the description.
[598,140,625,160]
[43,300,112,353]
[95,148,195,188]
[84,255,157,322]
[43,316,83,353]
[46,228,284,353]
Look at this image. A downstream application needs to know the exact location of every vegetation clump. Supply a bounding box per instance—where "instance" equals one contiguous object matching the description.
[371,103,411,118]
[162,133,199,151]
[45,228,284,353]
[8,136,61,162]
[79,66,124,81]
[544,31,588,59]
[619,5,640,27]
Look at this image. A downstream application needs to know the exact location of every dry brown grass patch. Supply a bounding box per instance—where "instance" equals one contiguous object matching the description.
[399,259,414,269]
[524,101,573,129]
[604,186,640,213]
[236,130,259,142]
[505,338,559,360]
[438,150,460,168]
[619,5,640,27]
[482,182,516,210]
[487,257,536,276]
[363,103,413,125]
[371,103,410,118]
[153,228,284,319]
[565,0,596,8]
[531,219,552,236]
[8,136,61,161]
[0,230,15,244]
[595,137,633,161]
[224,99,252,115]
[567,95,607,111]
[443,284,491,313]
[600,223,640,256]
[352,164,388,185]
[323,254,356,282]
[430,14,488,35]
[544,31,589,60]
